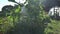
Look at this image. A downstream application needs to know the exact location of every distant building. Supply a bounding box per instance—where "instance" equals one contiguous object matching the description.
[48,6,60,16]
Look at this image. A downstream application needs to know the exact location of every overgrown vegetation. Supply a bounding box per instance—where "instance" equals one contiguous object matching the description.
[0,0,60,34]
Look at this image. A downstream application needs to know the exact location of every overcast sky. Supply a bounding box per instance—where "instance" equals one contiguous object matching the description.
[0,0,26,11]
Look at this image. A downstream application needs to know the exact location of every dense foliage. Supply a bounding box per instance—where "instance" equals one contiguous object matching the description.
[0,0,60,34]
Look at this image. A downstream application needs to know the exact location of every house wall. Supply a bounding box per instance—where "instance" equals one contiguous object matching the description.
[48,7,60,16]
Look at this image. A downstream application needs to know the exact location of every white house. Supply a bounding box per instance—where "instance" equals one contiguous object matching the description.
[48,6,60,16]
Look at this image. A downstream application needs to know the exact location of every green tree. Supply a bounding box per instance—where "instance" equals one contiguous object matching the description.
[2,5,14,17]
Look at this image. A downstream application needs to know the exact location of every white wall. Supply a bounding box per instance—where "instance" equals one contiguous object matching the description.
[48,6,60,16]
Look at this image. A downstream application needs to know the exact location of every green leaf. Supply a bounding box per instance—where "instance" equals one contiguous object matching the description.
[8,0,15,2]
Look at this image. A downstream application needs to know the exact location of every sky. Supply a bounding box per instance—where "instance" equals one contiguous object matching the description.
[0,0,26,11]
